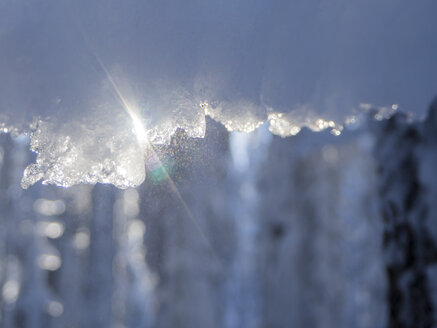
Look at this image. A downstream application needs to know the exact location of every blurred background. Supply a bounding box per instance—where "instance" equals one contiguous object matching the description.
[1,110,437,328]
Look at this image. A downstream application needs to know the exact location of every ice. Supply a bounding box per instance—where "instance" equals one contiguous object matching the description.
[0,0,436,188]
[21,112,147,189]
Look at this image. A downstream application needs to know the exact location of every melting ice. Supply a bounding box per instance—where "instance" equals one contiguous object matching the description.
[0,0,436,188]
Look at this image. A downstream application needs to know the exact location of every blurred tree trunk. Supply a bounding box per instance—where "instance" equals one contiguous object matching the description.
[374,100,437,328]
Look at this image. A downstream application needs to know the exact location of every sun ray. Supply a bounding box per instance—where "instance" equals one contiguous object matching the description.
[83,40,222,267]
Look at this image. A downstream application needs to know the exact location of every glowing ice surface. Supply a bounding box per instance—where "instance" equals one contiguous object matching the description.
[0,0,436,188]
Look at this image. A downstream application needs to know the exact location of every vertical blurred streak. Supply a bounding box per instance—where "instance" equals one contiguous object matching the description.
[0,134,12,215]
[86,183,115,328]
[112,189,154,328]
[373,100,437,327]
[0,133,13,326]
[11,137,52,328]
[139,119,235,328]
[224,127,271,328]
[54,186,92,328]
[257,128,386,328]
[0,135,36,328]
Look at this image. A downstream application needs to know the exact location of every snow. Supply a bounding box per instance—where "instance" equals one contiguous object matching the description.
[0,0,436,188]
